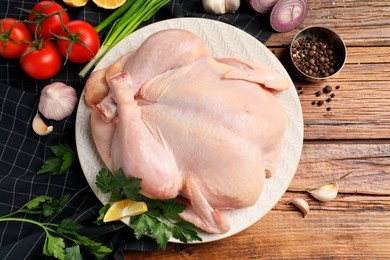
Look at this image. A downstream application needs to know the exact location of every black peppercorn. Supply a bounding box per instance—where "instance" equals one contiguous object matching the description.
[323,85,332,93]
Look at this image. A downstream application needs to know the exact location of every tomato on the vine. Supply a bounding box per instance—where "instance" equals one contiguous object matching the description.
[56,20,100,63]
[28,1,70,39]
[0,18,32,58]
[20,40,62,80]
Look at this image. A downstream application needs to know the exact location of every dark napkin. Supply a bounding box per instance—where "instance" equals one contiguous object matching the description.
[0,0,273,259]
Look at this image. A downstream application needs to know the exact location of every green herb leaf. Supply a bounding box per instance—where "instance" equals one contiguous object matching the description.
[172,221,202,243]
[160,200,186,220]
[122,177,144,201]
[24,195,54,210]
[37,157,63,175]
[60,152,75,173]
[37,144,75,175]
[95,168,114,194]
[70,232,112,259]
[131,211,159,240]
[65,245,82,260]
[88,243,112,260]
[43,233,65,260]
[42,194,70,217]
[96,168,145,201]
[57,219,82,234]
[95,204,110,225]
[150,221,171,250]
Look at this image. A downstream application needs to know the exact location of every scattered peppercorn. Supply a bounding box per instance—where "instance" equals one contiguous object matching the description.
[323,85,332,93]
[311,84,341,112]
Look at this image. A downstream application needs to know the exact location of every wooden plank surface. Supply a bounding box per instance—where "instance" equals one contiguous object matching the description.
[126,0,390,258]
[129,206,390,259]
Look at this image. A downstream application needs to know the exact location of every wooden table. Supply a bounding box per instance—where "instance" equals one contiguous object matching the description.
[127,1,390,258]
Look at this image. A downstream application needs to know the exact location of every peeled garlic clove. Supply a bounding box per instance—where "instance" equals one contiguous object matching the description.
[225,0,240,13]
[32,112,53,136]
[287,197,309,218]
[38,82,78,121]
[202,0,240,14]
[308,182,338,202]
[203,0,226,14]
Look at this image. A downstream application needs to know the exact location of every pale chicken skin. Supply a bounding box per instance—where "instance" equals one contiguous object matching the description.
[86,29,289,234]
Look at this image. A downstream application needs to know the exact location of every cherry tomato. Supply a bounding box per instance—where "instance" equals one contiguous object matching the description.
[56,20,100,63]
[0,18,32,58]
[20,40,62,80]
[28,1,69,39]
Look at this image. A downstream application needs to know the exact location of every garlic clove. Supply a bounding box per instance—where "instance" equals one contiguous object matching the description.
[287,197,309,218]
[203,0,226,14]
[308,182,338,202]
[38,82,78,121]
[225,0,240,13]
[32,112,53,136]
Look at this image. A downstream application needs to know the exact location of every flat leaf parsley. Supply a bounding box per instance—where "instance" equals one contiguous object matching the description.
[96,168,202,249]
[0,195,112,259]
[37,144,75,175]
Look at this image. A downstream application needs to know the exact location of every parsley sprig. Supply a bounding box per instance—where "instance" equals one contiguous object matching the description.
[0,195,112,259]
[96,168,202,249]
[37,144,75,175]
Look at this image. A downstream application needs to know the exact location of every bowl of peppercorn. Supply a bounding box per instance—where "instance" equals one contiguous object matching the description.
[290,26,347,82]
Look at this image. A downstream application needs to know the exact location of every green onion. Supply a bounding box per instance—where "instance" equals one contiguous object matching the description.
[79,0,170,78]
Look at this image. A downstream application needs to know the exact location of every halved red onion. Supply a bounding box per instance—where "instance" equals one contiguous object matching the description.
[270,0,308,33]
[247,0,279,13]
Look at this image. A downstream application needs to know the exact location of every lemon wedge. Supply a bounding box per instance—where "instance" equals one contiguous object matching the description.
[92,0,127,9]
[63,0,89,7]
[103,199,148,222]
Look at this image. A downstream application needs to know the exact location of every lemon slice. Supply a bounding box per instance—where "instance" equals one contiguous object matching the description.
[103,199,148,222]
[63,0,89,7]
[92,0,127,9]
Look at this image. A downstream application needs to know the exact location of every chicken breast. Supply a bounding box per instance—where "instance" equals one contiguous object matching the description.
[86,29,289,234]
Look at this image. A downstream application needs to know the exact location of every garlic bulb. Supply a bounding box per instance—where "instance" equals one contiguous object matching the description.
[38,82,78,121]
[202,0,240,14]
[308,182,338,202]
[32,112,53,136]
[287,197,309,218]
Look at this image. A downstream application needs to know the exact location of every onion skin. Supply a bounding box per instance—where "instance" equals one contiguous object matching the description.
[246,0,279,14]
[270,0,308,33]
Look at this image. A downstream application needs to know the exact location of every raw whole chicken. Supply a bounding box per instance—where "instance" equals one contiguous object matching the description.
[85,29,290,234]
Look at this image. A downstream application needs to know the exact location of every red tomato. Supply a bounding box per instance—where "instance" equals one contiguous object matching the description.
[0,18,32,58]
[28,1,70,39]
[20,40,62,80]
[56,20,100,63]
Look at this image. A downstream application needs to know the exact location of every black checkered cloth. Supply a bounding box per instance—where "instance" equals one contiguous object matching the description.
[0,0,273,259]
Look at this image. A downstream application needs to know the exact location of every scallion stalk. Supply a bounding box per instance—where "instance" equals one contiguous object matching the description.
[79,0,170,78]
[94,0,138,33]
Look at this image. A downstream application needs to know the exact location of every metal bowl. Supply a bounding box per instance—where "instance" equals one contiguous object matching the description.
[290,26,347,82]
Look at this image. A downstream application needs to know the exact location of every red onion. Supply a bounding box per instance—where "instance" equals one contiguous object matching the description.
[270,0,308,33]
[247,0,279,13]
